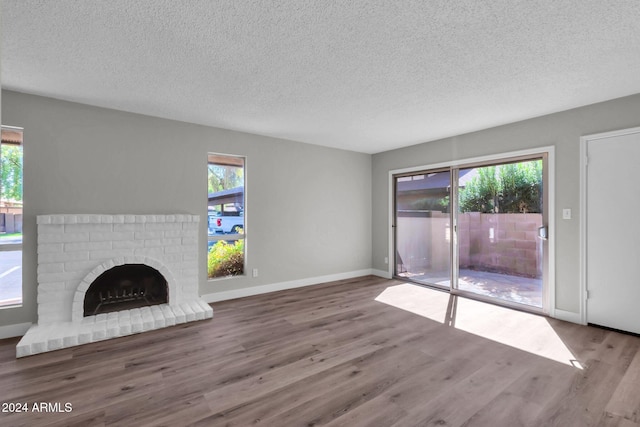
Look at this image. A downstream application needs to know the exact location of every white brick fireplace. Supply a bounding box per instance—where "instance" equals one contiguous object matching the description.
[16,214,213,357]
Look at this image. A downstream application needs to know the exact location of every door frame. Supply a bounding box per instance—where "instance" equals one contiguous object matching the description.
[388,146,555,315]
[580,127,640,326]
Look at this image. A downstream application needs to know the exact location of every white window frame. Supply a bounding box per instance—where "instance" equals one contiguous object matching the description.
[206,152,247,281]
[0,125,24,308]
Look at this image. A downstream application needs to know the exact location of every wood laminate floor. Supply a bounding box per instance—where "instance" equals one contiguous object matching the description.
[1,276,640,426]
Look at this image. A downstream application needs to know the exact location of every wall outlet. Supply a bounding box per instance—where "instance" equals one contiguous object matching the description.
[384,257,388,264]
[252,268,258,277]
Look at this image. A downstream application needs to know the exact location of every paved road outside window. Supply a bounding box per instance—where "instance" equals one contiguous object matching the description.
[0,249,22,306]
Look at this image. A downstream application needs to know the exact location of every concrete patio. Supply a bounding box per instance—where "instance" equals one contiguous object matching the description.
[398,268,543,308]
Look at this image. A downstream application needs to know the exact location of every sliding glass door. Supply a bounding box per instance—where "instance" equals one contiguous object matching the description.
[455,159,545,308]
[394,155,548,311]
[395,171,451,288]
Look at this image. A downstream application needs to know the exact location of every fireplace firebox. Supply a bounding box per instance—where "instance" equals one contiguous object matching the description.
[83,264,168,316]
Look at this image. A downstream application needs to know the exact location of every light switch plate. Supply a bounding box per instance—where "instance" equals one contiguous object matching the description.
[563,208,572,220]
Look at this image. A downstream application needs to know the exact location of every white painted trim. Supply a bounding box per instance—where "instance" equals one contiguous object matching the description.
[553,309,584,325]
[0,322,32,339]
[388,146,556,315]
[580,126,640,142]
[372,269,392,279]
[579,127,640,327]
[579,134,588,326]
[201,269,374,303]
[547,147,556,318]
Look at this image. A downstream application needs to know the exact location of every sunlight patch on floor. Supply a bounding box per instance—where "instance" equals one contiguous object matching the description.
[375,283,582,368]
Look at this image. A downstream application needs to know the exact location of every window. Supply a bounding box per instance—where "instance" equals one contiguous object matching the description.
[1,126,24,307]
[207,153,245,279]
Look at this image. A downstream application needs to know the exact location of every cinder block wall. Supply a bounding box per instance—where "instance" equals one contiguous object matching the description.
[459,213,542,277]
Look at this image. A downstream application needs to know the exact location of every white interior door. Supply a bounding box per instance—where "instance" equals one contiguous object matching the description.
[586,128,640,333]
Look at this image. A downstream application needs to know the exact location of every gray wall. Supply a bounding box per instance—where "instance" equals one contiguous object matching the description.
[372,93,640,314]
[4,86,640,327]
[0,90,372,327]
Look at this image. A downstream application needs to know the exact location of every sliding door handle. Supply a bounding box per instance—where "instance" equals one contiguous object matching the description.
[538,226,548,240]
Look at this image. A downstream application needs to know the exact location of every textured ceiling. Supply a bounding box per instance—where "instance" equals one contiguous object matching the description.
[3,1,640,154]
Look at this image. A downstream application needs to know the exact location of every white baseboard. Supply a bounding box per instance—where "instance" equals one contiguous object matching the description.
[372,269,392,279]
[0,322,32,339]
[201,269,375,303]
[552,309,584,325]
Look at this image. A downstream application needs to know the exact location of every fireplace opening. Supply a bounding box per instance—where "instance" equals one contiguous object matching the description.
[83,264,168,316]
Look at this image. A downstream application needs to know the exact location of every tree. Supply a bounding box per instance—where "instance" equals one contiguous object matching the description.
[0,145,23,203]
[208,164,243,193]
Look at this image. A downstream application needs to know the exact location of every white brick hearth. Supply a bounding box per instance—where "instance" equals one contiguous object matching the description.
[17,214,213,358]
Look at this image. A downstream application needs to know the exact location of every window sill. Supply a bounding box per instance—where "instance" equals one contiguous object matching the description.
[207,274,246,283]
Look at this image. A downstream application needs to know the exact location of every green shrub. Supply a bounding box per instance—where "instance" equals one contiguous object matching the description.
[208,238,244,278]
[498,161,542,213]
[459,160,542,213]
[410,195,450,212]
[459,166,499,213]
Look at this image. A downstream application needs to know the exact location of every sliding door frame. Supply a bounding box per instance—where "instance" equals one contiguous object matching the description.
[393,167,452,289]
[388,146,555,316]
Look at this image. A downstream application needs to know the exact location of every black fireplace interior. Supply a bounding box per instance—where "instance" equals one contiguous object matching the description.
[83,264,168,316]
